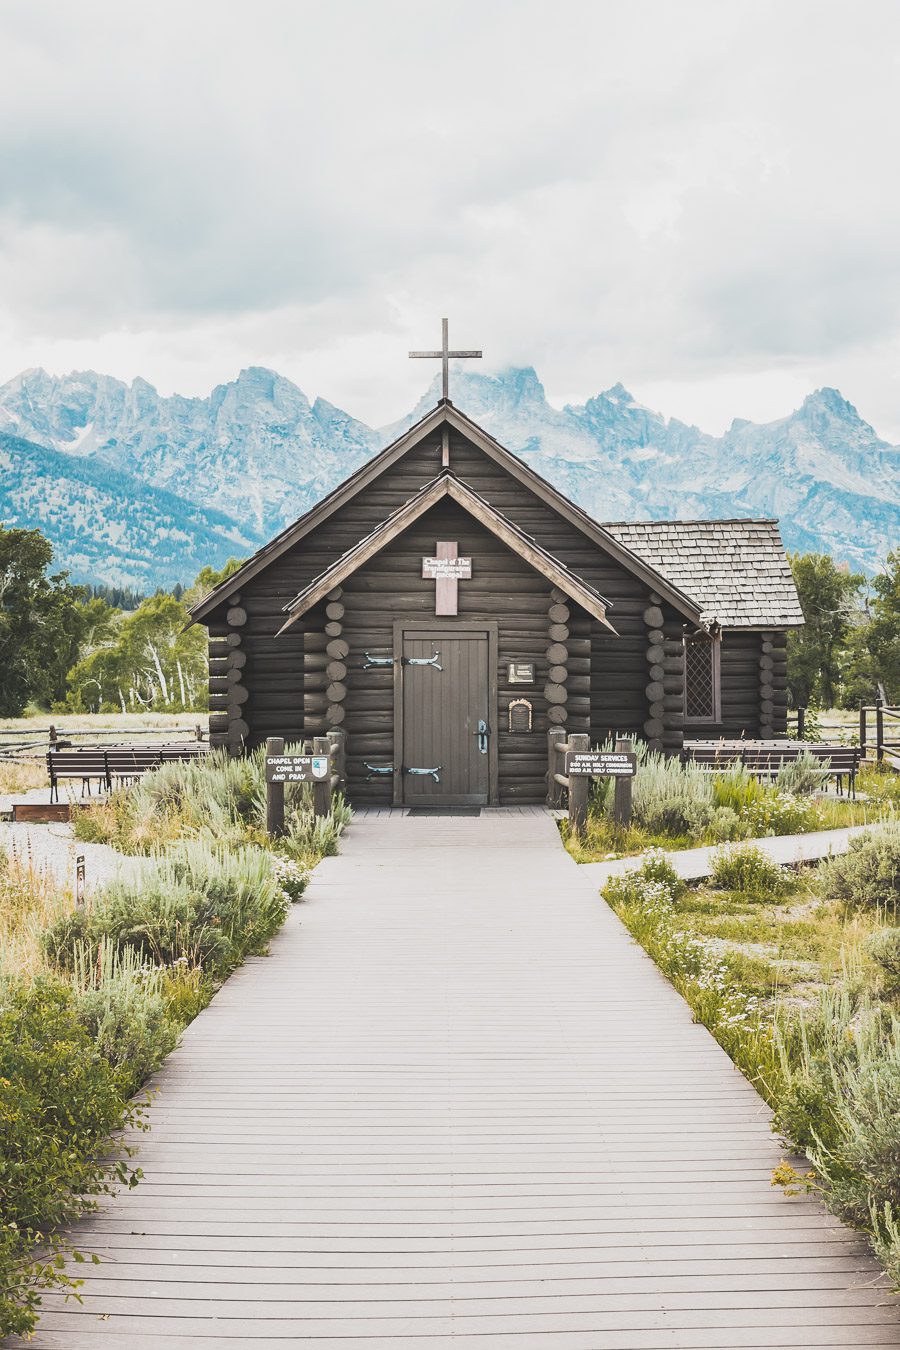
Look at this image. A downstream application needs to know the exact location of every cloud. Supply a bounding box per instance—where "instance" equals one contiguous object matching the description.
[1,0,899,436]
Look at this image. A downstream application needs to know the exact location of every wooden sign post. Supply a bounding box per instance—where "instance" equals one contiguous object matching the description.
[560,736,636,831]
[266,736,285,837]
[265,737,334,837]
[75,854,86,907]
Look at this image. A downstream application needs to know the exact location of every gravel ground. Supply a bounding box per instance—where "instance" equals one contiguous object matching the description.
[0,821,145,893]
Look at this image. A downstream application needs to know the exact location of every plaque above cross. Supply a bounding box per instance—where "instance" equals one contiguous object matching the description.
[422,541,472,616]
[409,317,482,402]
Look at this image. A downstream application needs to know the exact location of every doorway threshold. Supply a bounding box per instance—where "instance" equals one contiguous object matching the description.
[405,806,482,817]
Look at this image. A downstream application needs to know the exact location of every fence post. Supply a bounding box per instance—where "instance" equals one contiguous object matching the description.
[547,728,566,807]
[265,736,285,837]
[49,724,57,749]
[613,736,634,828]
[859,704,867,757]
[797,706,806,740]
[328,728,346,792]
[876,700,885,764]
[313,735,331,818]
[568,732,590,835]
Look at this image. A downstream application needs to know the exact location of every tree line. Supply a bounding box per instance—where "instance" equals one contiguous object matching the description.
[0,523,241,717]
[787,550,900,711]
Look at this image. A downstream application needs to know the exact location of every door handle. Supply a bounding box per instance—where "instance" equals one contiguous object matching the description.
[403,765,442,782]
[473,719,490,754]
[402,651,443,670]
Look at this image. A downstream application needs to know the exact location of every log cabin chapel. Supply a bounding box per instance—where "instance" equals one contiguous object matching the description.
[190,324,803,808]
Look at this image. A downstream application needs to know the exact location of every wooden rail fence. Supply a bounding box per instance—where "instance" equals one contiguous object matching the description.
[0,723,206,763]
[788,702,900,768]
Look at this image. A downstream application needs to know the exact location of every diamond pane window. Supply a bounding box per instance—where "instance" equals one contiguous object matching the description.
[684,634,721,723]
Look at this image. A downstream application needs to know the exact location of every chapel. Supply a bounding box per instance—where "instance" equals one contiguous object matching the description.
[191,370,803,807]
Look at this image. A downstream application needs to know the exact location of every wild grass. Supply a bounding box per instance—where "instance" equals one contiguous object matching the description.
[72,745,351,865]
[0,760,48,794]
[567,741,892,862]
[604,837,900,1285]
[0,849,72,983]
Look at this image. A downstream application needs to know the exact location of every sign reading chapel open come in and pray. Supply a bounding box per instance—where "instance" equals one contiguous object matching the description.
[265,754,330,784]
[565,751,637,778]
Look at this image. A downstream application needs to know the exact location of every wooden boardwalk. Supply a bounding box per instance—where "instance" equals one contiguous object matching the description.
[18,809,900,1349]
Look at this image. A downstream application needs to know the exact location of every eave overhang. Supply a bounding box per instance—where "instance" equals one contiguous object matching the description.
[276,473,617,635]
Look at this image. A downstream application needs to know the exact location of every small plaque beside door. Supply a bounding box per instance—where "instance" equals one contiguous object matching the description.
[508,698,533,733]
[508,662,535,685]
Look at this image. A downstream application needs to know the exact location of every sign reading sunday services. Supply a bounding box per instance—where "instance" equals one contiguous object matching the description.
[565,751,637,778]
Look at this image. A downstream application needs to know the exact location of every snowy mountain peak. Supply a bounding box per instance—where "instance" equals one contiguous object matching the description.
[0,364,895,584]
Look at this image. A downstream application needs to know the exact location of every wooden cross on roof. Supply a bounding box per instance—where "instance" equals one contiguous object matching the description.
[409,317,482,402]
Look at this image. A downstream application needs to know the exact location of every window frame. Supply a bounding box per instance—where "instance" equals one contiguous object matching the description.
[683,630,722,726]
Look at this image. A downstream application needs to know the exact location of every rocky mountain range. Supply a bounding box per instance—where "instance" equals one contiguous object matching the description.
[0,364,895,590]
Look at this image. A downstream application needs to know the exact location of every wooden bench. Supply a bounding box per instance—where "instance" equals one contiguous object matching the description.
[47,750,111,801]
[47,743,210,800]
[105,747,163,786]
[682,740,862,797]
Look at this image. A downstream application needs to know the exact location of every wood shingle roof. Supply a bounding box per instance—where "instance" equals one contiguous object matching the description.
[602,518,804,628]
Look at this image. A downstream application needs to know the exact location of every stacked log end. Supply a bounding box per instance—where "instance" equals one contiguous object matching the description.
[544,589,569,728]
[643,592,684,757]
[759,630,788,736]
[208,593,249,754]
[565,604,591,736]
[305,589,347,736]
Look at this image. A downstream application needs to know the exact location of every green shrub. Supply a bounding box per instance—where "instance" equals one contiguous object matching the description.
[772,986,900,1226]
[871,1202,900,1288]
[834,1056,900,1226]
[69,943,179,1096]
[710,843,789,896]
[776,750,830,796]
[44,874,236,972]
[43,841,289,979]
[707,805,744,842]
[271,854,309,903]
[743,790,821,836]
[0,978,141,1337]
[712,764,767,814]
[866,928,900,995]
[819,828,900,913]
[284,795,352,859]
[629,750,714,837]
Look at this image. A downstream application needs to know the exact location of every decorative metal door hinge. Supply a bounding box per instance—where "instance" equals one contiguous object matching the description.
[402,651,443,670]
[364,762,393,779]
[403,765,442,782]
[473,719,490,754]
[362,652,394,669]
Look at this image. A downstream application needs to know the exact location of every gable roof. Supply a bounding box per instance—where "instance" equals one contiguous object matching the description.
[190,400,702,625]
[278,474,617,633]
[602,519,804,628]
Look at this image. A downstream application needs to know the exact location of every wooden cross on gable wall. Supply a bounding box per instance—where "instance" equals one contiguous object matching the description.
[422,542,472,616]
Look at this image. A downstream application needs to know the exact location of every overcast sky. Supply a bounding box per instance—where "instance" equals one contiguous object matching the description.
[2,0,899,437]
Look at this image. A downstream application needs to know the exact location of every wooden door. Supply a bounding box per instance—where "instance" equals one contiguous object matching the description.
[398,629,493,806]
